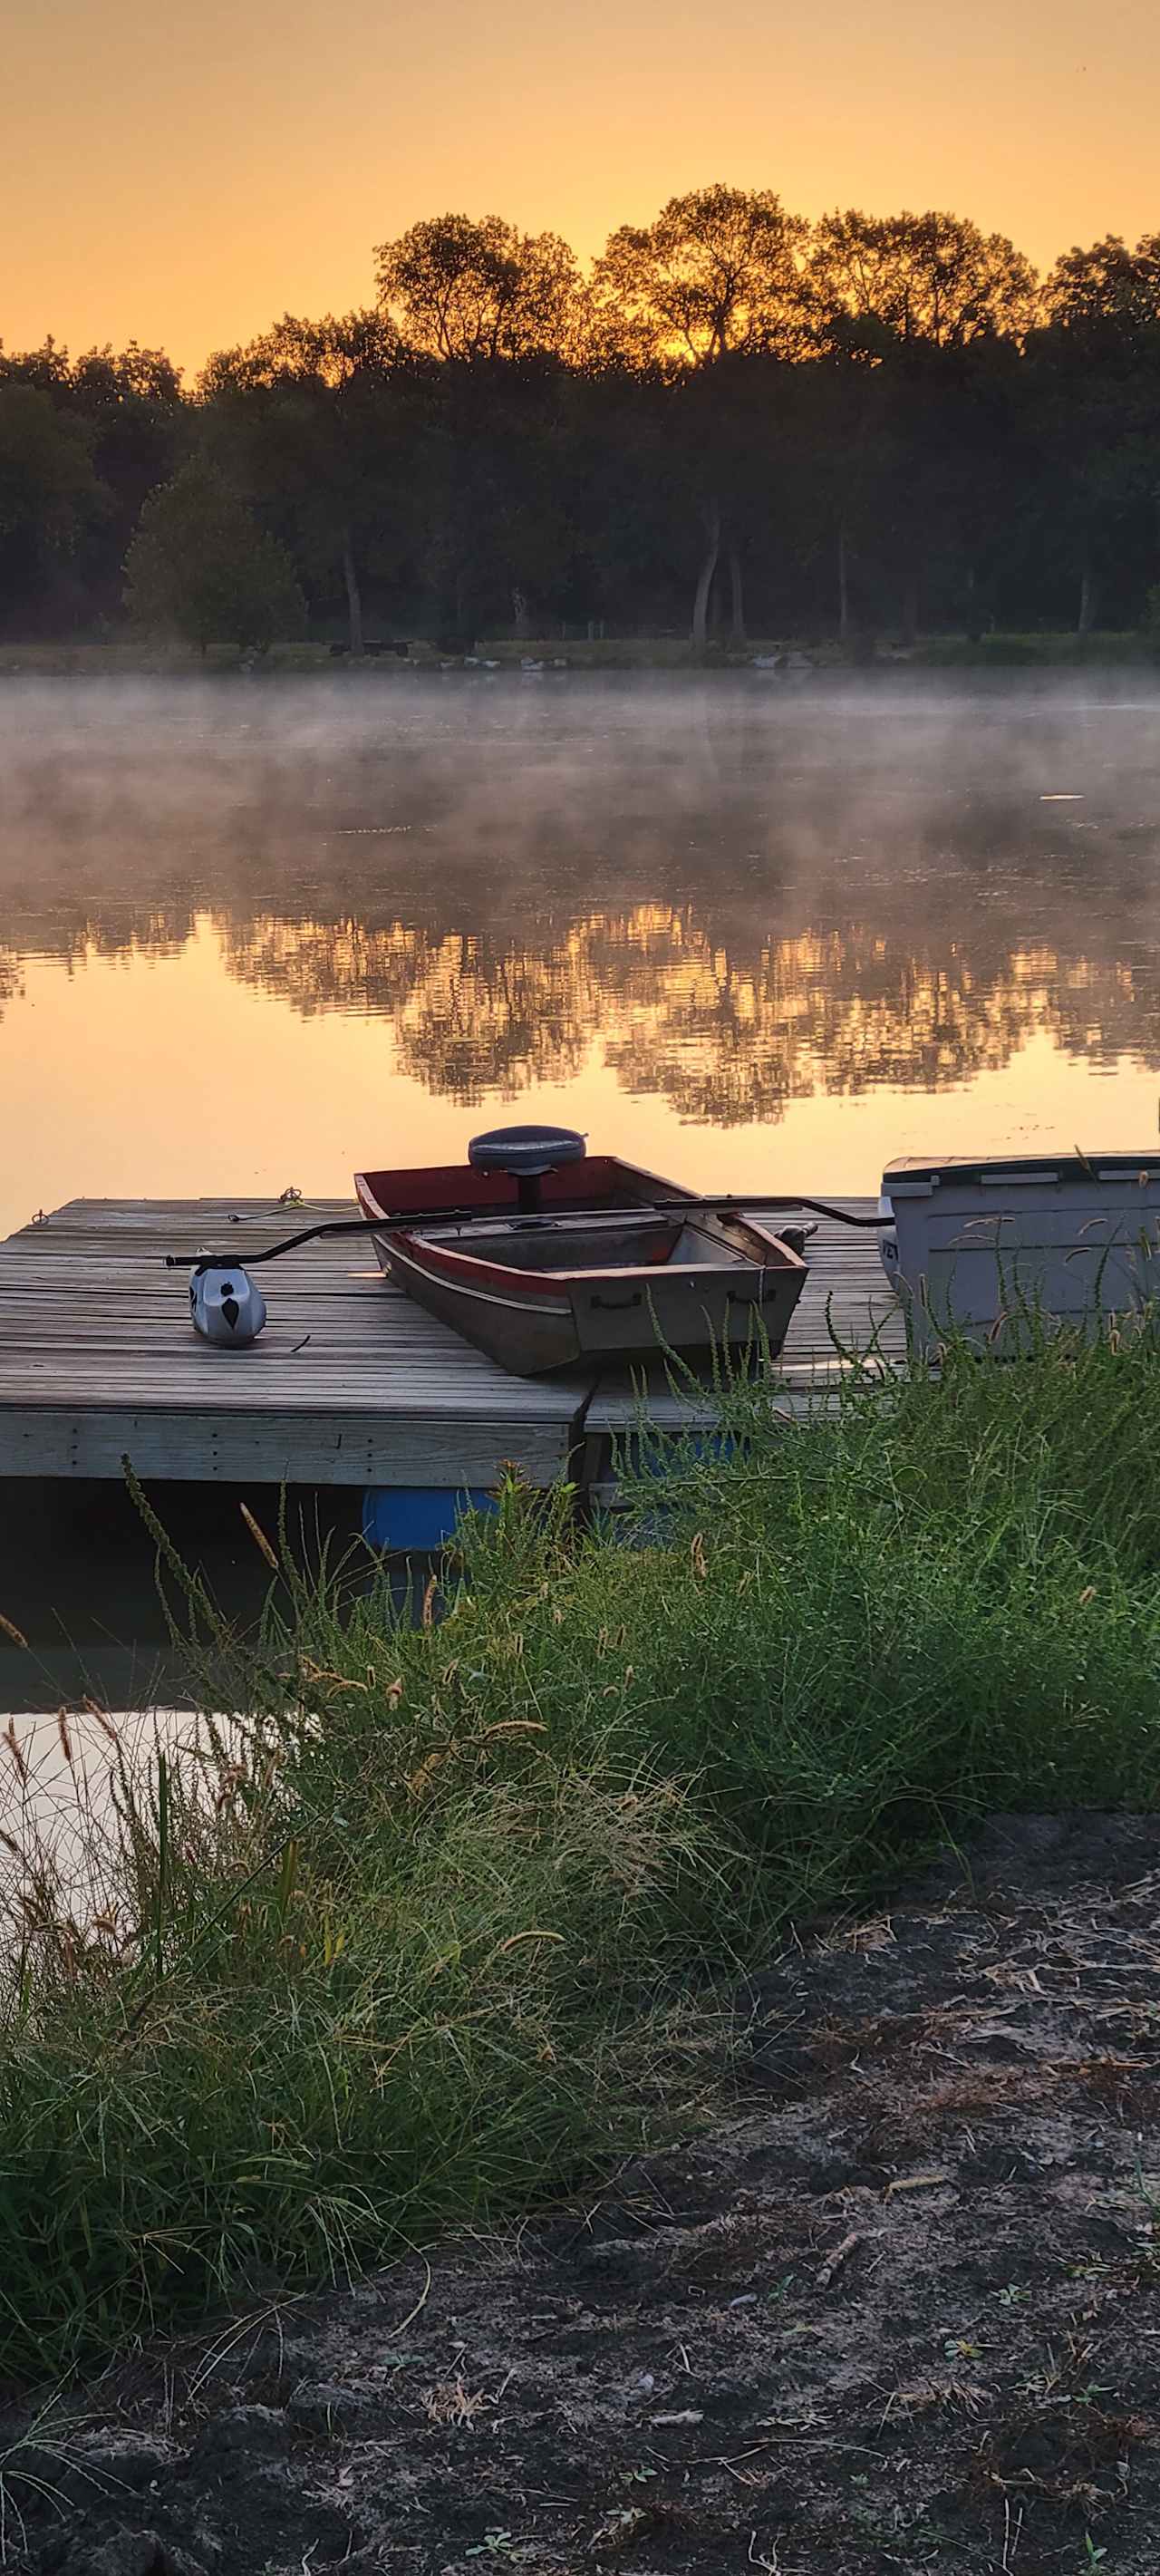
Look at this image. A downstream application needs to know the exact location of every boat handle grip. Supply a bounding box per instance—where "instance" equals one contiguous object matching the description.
[590,1291,643,1311]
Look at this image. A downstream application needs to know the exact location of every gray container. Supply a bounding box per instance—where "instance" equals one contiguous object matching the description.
[880,1152,1160,1350]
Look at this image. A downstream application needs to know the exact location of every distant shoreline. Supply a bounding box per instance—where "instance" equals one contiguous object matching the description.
[0,633,1155,679]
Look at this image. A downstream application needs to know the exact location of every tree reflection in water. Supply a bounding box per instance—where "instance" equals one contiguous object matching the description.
[213,907,1160,1121]
[2,674,1160,1128]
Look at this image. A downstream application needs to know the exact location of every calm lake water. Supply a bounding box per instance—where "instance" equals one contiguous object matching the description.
[1,668,1160,1702]
[4,671,1160,1240]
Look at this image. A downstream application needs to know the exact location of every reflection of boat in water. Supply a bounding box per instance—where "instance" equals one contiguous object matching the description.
[354,1127,808,1378]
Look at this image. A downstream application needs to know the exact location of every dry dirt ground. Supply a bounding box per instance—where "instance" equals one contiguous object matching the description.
[8,1812,1160,2576]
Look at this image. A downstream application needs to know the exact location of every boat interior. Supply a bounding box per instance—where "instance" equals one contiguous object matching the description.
[396,1206,795,1277]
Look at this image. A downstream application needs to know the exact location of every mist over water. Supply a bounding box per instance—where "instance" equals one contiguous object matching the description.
[3,670,1160,1237]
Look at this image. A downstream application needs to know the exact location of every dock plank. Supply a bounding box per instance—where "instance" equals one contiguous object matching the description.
[0,1197,904,1487]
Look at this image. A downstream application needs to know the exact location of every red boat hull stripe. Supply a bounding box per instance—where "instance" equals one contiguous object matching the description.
[384,1236,571,1320]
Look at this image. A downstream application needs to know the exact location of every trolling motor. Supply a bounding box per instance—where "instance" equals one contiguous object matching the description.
[187,1258,267,1346]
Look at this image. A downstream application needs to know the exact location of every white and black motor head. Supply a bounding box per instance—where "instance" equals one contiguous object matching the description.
[189,1260,267,1346]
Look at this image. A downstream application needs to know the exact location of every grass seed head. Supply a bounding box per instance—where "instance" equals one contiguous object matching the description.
[4,1721,29,1787]
[239,1504,280,1571]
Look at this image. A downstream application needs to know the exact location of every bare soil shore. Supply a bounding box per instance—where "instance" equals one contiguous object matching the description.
[8,1810,1160,2576]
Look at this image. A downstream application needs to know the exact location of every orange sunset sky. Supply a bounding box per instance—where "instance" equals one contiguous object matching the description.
[6,0,1159,376]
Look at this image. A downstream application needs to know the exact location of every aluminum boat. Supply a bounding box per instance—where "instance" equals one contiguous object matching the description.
[354,1125,808,1377]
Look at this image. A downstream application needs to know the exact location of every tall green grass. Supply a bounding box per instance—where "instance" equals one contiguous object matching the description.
[4,1328,1160,2380]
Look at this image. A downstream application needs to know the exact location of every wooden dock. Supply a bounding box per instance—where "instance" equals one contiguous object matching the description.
[0,1197,905,1490]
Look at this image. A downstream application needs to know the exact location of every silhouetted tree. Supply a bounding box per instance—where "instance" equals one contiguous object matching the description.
[67,344,185,619]
[591,185,812,365]
[810,210,1039,348]
[375,215,581,363]
[589,188,814,646]
[1044,233,1160,339]
[7,186,1160,644]
[199,312,422,654]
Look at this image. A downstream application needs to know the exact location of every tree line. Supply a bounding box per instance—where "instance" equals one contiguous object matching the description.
[3,189,1160,652]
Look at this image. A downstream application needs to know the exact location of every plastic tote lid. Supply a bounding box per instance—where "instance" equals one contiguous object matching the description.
[882,1151,1160,1196]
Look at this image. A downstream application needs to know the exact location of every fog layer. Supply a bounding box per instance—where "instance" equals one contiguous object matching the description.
[2,671,1159,1231]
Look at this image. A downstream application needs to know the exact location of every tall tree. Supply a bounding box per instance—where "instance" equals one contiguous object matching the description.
[200,312,420,654]
[804,215,1039,640]
[65,344,185,620]
[591,187,811,647]
[590,184,812,367]
[810,210,1039,349]
[1045,233,1160,340]
[375,215,581,363]
[417,354,584,646]
[1033,235,1160,630]
[1024,334,1160,633]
